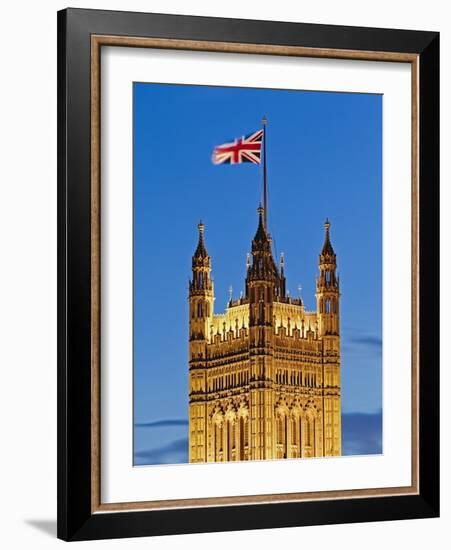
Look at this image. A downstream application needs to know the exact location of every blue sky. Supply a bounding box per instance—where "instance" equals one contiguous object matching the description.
[133,82,382,465]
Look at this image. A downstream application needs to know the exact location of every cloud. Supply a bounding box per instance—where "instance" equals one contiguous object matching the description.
[135,419,188,428]
[341,333,382,358]
[342,411,382,456]
[134,437,188,465]
[350,335,382,350]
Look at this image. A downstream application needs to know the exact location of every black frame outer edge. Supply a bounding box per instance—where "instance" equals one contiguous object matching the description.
[57,8,67,542]
[418,34,440,511]
[57,8,440,541]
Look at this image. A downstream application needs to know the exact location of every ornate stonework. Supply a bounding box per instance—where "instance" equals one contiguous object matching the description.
[188,208,341,462]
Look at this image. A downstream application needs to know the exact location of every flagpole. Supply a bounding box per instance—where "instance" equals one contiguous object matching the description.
[262,115,268,232]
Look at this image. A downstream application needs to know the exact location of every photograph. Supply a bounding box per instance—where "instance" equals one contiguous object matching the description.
[132,82,382,466]
[55,7,440,541]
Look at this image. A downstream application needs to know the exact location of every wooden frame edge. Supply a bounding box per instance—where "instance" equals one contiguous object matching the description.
[411,55,420,496]
[91,34,101,513]
[91,34,418,62]
[90,34,420,514]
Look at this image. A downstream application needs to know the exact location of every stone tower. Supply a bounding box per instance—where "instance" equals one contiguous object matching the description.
[315,219,342,456]
[188,209,341,463]
[246,205,279,459]
[188,222,213,462]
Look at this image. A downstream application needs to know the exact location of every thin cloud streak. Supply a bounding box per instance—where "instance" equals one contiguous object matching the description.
[135,419,189,428]
[341,332,382,358]
[350,335,382,349]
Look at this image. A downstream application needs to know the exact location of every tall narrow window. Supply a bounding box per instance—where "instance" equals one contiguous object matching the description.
[284,415,288,458]
[239,416,245,460]
[277,416,283,446]
[277,415,287,458]
[227,420,235,460]
[306,417,313,447]
[215,422,223,461]
[291,417,297,446]
[299,418,303,456]
[244,417,249,454]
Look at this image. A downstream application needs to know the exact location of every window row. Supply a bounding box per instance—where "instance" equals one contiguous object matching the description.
[275,369,318,387]
[276,414,315,459]
[213,416,249,461]
[208,370,249,392]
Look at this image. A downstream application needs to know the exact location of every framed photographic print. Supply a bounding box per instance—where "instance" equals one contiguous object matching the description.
[57,8,439,541]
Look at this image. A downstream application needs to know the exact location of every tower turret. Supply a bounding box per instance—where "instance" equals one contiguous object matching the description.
[188,221,214,463]
[246,205,281,330]
[316,219,340,336]
[189,221,214,344]
[315,219,341,457]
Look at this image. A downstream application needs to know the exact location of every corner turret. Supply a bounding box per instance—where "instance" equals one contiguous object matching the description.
[316,219,340,336]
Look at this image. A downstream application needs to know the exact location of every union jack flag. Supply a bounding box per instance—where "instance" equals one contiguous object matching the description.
[212,129,263,165]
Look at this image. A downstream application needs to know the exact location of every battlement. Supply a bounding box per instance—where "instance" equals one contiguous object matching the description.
[274,329,323,353]
[209,302,250,344]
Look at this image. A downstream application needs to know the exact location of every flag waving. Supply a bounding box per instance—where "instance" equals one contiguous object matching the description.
[212,128,263,165]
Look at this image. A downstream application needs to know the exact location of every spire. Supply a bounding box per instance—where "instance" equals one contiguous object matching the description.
[321,218,335,257]
[253,203,270,247]
[316,218,339,336]
[193,220,209,261]
[247,204,280,284]
[190,221,212,294]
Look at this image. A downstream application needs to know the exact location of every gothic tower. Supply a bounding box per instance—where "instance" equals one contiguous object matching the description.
[188,222,213,463]
[188,210,342,463]
[246,205,282,459]
[316,219,341,455]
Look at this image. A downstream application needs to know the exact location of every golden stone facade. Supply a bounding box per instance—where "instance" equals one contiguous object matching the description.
[188,206,341,463]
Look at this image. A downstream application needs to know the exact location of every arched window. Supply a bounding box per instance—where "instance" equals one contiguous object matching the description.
[227,419,235,460]
[277,416,283,445]
[277,414,287,458]
[299,417,303,455]
[306,416,314,447]
[326,299,331,314]
[239,416,248,460]
[244,417,249,457]
[197,302,203,317]
[291,417,297,446]
[215,422,223,461]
